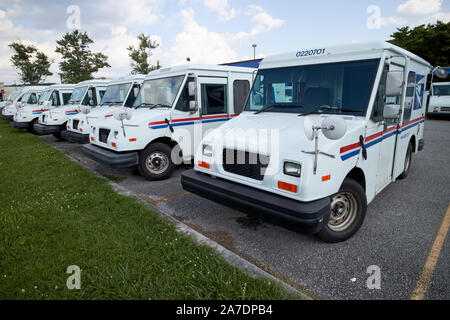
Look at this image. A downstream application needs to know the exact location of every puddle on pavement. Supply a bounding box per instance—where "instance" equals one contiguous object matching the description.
[235,216,264,230]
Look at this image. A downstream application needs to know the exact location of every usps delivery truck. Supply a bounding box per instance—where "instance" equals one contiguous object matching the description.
[11,84,75,133]
[34,80,109,139]
[1,87,43,120]
[0,90,23,114]
[62,75,145,144]
[181,42,441,243]
[428,82,450,117]
[82,65,254,180]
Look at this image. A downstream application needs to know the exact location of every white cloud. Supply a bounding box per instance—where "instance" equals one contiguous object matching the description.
[228,5,286,41]
[164,9,238,66]
[99,0,164,26]
[380,16,408,27]
[203,0,237,22]
[397,0,442,16]
[421,11,450,24]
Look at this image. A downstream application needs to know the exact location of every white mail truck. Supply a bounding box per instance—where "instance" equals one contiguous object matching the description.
[62,75,144,143]
[11,84,75,133]
[82,65,254,180]
[34,79,109,139]
[181,42,440,243]
[428,82,450,117]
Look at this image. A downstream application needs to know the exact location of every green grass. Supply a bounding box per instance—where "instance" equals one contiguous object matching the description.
[0,120,295,300]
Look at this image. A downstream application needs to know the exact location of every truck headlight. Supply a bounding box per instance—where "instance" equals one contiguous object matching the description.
[284,162,301,178]
[202,144,213,157]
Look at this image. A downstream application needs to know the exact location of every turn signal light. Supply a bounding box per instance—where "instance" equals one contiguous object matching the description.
[278,181,298,193]
[90,137,94,142]
[198,161,210,169]
[111,142,117,148]
[129,138,137,142]
[322,175,331,182]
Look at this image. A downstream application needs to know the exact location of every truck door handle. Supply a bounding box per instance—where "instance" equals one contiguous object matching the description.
[165,118,174,133]
[359,135,367,160]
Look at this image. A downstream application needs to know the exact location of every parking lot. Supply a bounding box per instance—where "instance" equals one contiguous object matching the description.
[39,119,450,300]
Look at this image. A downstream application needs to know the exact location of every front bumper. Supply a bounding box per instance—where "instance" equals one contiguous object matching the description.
[1,114,13,120]
[181,170,331,234]
[11,121,30,129]
[33,123,60,135]
[61,130,90,144]
[81,144,139,168]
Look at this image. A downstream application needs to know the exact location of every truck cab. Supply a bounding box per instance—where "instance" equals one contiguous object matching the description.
[34,80,109,139]
[63,75,145,144]
[82,65,254,180]
[428,82,450,117]
[11,84,75,133]
[181,42,433,243]
[0,90,23,114]
[1,87,43,121]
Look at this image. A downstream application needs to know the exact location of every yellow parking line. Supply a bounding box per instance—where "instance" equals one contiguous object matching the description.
[410,203,450,300]
[154,192,190,205]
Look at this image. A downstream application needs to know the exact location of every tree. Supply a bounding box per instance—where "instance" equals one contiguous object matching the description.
[388,21,450,67]
[55,30,110,83]
[127,34,161,75]
[9,42,53,85]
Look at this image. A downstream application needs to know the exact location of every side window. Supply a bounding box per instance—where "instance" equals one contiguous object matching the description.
[82,87,97,106]
[175,77,195,112]
[371,66,388,122]
[233,80,250,115]
[125,84,140,107]
[99,90,106,101]
[201,84,227,115]
[62,93,71,105]
[404,71,415,122]
[52,90,61,106]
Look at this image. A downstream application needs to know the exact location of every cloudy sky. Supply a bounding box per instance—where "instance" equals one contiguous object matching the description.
[0,0,449,84]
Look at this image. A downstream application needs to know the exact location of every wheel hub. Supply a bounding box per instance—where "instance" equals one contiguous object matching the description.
[146,152,169,174]
[328,192,358,232]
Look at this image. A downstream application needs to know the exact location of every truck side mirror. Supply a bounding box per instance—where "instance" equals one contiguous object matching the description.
[188,81,196,97]
[433,66,448,79]
[386,71,404,97]
[386,71,403,97]
[133,87,140,98]
[89,99,95,106]
[189,100,198,112]
[383,104,400,120]
[88,89,93,99]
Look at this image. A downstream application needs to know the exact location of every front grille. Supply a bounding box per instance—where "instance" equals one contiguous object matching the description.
[441,107,450,112]
[99,128,110,143]
[73,120,79,130]
[222,149,270,181]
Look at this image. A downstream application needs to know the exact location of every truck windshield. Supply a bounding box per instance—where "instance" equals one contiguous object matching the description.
[134,75,185,108]
[101,83,132,105]
[21,91,39,104]
[69,86,88,104]
[8,91,20,101]
[38,89,53,105]
[433,84,450,96]
[245,59,380,116]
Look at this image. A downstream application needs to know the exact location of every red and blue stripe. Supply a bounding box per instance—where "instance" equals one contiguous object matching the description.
[340,116,425,161]
[149,114,239,130]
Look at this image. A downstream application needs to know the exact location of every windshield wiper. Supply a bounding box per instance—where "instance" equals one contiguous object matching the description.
[152,104,171,109]
[298,105,340,117]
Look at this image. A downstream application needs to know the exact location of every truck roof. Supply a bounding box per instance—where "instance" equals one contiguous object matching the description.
[145,64,256,80]
[49,84,76,90]
[260,42,432,70]
[75,79,111,88]
[107,75,146,86]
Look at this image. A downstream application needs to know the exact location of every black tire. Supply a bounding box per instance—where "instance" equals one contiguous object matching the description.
[53,131,62,140]
[317,178,367,243]
[138,143,175,181]
[398,142,413,180]
[27,119,37,134]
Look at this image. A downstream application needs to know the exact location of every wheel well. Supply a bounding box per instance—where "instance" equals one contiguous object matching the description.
[410,135,417,153]
[148,137,179,149]
[346,167,366,192]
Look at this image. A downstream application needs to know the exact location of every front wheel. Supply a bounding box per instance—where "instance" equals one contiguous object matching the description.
[317,178,367,243]
[398,143,412,180]
[138,143,175,181]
